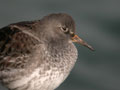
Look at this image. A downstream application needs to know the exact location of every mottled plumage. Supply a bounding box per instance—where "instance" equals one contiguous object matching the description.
[0,13,93,90]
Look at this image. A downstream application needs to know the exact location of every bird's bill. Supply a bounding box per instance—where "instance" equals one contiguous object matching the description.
[72,35,94,51]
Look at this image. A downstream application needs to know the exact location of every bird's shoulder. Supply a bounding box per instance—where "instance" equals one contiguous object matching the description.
[0,21,43,70]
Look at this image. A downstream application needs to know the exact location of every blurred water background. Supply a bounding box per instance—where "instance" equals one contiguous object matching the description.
[0,0,120,90]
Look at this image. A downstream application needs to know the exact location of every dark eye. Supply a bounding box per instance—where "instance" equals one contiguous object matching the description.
[61,27,69,33]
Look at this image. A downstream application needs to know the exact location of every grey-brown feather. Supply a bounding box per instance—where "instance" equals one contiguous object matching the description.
[0,23,41,70]
[0,13,78,90]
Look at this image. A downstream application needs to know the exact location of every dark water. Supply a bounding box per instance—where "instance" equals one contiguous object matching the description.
[0,0,120,90]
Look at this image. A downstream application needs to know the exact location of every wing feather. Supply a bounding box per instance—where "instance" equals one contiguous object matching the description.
[0,22,41,70]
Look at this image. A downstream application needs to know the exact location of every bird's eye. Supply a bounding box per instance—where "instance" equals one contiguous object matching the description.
[61,27,69,33]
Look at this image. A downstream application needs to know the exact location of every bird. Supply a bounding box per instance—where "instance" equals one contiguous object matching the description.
[0,13,94,90]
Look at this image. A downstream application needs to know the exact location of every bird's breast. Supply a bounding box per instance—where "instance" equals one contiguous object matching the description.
[1,43,78,90]
[5,68,69,90]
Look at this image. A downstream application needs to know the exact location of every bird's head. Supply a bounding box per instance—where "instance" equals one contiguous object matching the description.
[41,13,94,51]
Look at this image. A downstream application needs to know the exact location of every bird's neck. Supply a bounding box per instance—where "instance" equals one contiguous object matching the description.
[44,40,78,67]
[47,39,70,51]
